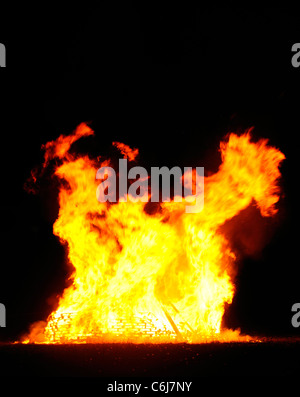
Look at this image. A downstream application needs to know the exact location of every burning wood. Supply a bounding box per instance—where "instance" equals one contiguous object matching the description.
[22,124,285,343]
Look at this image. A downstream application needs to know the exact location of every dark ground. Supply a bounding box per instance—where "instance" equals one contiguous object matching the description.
[0,341,299,378]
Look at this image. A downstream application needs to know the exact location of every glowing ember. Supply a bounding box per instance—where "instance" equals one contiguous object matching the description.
[23,124,285,343]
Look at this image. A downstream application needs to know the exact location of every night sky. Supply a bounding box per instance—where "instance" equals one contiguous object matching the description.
[0,5,300,342]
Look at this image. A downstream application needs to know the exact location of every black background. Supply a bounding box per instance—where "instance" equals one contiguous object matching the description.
[0,4,299,343]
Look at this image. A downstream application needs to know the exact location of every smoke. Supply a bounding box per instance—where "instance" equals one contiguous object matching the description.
[220,201,284,263]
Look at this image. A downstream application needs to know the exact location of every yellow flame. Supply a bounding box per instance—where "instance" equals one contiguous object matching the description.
[24,125,285,343]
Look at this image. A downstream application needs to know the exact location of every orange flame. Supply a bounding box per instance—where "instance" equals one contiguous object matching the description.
[23,124,285,343]
[112,141,139,162]
[42,122,94,167]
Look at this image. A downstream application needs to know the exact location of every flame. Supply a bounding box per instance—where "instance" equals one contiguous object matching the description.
[23,124,285,343]
[112,141,139,162]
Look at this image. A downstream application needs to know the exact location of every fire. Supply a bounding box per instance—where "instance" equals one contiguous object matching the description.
[24,124,285,343]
